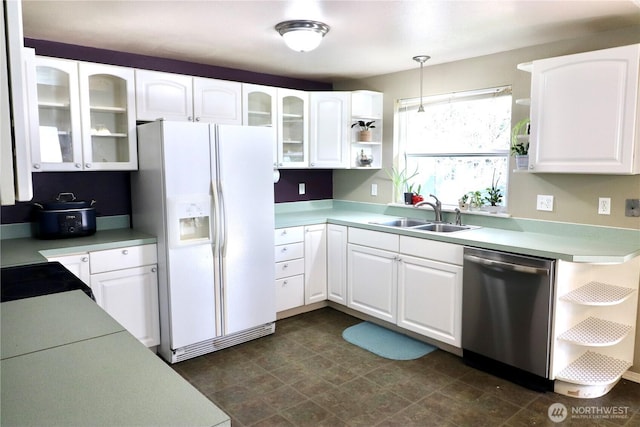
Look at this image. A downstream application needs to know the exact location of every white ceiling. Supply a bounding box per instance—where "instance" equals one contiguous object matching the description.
[21,0,640,83]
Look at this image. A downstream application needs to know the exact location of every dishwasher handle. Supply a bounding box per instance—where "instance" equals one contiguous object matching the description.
[463,254,550,275]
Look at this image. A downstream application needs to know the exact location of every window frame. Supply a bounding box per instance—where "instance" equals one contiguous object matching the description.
[395,85,512,210]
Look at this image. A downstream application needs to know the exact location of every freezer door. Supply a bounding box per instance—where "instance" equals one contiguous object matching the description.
[213,125,276,335]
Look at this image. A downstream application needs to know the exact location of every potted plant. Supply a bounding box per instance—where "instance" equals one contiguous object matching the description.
[484,170,503,213]
[386,166,419,204]
[458,193,469,210]
[511,117,530,170]
[408,183,423,205]
[469,191,483,210]
[352,120,376,142]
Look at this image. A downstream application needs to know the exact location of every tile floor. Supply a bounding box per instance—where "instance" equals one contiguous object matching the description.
[173,308,640,426]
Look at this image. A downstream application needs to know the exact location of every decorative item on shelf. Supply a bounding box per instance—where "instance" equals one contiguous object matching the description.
[386,166,419,204]
[483,170,503,213]
[352,120,375,142]
[458,193,470,210]
[511,117,530,170]
[357,149,373,167]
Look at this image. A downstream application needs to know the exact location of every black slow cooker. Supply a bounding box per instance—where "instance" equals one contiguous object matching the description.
[34,192,97,239]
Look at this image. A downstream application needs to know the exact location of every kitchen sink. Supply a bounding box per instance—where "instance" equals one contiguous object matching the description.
[412,223,475,233]
[372,218,433,227]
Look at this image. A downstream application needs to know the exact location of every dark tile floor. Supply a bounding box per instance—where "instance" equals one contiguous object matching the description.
[172,308,640,427]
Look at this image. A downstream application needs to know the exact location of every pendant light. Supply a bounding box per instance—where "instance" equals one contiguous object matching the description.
[275,20,330,52]
[413,55,430,112]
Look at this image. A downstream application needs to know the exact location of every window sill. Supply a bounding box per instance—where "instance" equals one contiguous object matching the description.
[388,203,512,218]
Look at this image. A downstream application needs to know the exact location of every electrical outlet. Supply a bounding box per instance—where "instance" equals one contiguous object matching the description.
[626,199,640,217]
[536,195,554,212]
[298,183,305,195]
[598,197,611,215]
[371,183,378,196]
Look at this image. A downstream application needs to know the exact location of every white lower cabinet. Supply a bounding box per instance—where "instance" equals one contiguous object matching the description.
[397,254,463,347]
[90,265,159,347]
[46,244,160,348]
[327,224,347,304]
[274,226,305,312]
[347,243,398,323]
[346,228,463,347]
[304,224,327,304]
[274,224,328,312]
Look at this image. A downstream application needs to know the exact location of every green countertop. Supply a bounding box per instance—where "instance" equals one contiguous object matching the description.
[275,200,640,263]
[1,228,157,268]
[1,291,230,427]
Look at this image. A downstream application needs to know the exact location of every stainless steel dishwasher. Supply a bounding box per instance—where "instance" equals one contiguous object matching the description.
[462,247,555,390]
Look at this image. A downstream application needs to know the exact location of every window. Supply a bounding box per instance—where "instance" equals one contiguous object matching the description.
[397,86,512,209]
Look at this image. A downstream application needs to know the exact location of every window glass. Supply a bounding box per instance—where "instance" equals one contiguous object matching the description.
[397,86,511,208]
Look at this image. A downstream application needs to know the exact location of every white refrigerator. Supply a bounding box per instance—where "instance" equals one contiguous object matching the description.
[132,120,276,363]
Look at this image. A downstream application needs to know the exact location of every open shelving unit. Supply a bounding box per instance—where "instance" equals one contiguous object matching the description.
[551,261,639,398]
[350,90,383,169]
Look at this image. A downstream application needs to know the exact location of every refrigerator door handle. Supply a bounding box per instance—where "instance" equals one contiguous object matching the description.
[218,181,228,257]
[211,181,220,253]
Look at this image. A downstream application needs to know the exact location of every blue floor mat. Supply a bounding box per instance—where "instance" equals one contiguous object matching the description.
[342,321,436,360]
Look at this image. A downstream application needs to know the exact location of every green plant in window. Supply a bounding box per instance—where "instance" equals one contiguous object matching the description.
[484,170,503,206]
[469,191,483,209]
[386,166,419,202]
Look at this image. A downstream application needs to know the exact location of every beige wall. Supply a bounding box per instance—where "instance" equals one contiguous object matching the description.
[334,25,640,375]
[333,25,640,230]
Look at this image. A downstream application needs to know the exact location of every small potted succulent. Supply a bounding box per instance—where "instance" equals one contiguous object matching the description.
[511,117,530,170]
[352,120,376,142]
[458,193,470,210]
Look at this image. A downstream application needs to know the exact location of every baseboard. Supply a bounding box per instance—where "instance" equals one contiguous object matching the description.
[276,301,328,320]
[622,370,640,384]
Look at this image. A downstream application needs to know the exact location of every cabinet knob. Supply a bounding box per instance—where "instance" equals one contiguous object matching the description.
[281,230,287,235]
[310,163,315,167]
[283,263,288,269]
[195,117,201,122]
[122,249,129,255]
[75,163,82,169]
[33,163,41,169]
[85,163,91,169]
[281,247,288,252]
[188,116,193,121]
[151,267,157,273]
[282,280,288,286]
[81,257,89,262]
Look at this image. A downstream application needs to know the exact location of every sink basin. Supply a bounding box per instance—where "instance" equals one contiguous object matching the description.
[372,218,432,228]
[413,223,475,233]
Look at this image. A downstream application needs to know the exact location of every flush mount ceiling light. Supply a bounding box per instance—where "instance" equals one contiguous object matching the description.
[413,55,430,112]
[275,20,330,52]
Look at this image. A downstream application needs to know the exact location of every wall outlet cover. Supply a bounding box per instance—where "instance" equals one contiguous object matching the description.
[536,195,554,212]
[298,183,305,195]
[598,197,611,215]
[625,199,640,217]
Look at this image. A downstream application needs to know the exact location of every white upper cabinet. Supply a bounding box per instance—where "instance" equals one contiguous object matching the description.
[29,57,137,171]
[29,57,82,171]
[242,84,278,166]
[277,88,309,168]
[78,62,137,170]
[529,44,640,174]
[309,92,350,168]
[135,69,241,124]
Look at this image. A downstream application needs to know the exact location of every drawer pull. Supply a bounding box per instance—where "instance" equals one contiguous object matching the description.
[122,249,129,255]
[282,264,288,269]
[281,247,288,252]
[281,230,287,235]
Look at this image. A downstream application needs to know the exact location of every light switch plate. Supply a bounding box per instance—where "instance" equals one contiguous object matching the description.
[298,183,305,195]
[371,184,378,196]
[537,195,554,211]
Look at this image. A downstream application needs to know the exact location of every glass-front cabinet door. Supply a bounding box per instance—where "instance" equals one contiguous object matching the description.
[242,84,277,166]
[79,62,137,170]
[277,89,308,168]
[30,57,82,171]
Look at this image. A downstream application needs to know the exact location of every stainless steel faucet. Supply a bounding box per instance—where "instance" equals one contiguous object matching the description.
[415,194,442,222]
[454,208,462,225]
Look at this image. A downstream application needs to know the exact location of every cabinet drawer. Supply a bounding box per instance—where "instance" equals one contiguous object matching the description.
[275,258,305,279]
[274,227,304,245]
[275,274,304,312]
[274,242,304,262]
[400,236,463,265]
[348,227,399,252]
[90,244,158,274]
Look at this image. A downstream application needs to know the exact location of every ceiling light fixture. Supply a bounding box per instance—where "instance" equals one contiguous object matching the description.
[413,55,430,112]
[275,20,330,52]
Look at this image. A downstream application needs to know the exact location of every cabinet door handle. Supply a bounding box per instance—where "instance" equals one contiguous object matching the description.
[282,263,288,269]
[75,163,82,169]
[282,280,288,286]
[33,163,41,169]
[85,163,91,169]
[195,117,201,122]
[81,256,89,262]
[281,247,288,252]
[151,267,157,273]
[122,249,129,255]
